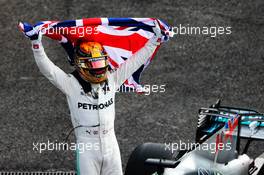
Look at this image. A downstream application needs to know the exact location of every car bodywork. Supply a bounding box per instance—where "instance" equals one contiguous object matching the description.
[125,100,264,175]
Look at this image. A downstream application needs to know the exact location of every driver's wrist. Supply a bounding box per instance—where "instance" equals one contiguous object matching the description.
[31,40,43,50]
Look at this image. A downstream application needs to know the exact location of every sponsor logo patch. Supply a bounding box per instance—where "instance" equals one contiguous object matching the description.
[33,44,39,49]
[78,98,113,110]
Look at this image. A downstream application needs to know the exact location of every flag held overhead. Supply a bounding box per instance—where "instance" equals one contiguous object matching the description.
[18,18,172,93]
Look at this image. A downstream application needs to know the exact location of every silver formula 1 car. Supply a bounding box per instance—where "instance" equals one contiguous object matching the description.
[125,100,264,175]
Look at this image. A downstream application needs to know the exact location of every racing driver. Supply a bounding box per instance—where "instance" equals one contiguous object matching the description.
[21,21,162,175]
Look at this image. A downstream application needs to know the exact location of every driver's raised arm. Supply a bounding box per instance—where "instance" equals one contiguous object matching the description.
[19,22,71,95]
[110,21,162,89]
[31,39,71,95]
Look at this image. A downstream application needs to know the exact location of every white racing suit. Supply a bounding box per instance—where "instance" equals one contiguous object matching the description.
[31,38,158,175]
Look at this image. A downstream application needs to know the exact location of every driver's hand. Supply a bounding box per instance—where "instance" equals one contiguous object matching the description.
[18,22,42,41]
[150,20,162,45]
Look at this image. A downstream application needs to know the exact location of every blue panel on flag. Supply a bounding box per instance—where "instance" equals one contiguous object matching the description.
[108,18,147,27]
[54,20,76,28]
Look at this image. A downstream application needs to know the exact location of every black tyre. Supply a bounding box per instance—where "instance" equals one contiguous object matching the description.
[125,142,174,175]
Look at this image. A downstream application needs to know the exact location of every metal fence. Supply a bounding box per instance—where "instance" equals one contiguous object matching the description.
[0,172,76,175]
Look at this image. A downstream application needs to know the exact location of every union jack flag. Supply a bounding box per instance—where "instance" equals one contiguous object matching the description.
[19,18,172,92]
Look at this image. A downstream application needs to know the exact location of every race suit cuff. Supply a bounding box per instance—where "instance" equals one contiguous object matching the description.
[31,40,43,51]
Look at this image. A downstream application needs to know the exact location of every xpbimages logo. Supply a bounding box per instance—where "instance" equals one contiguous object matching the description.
[169,24,232,38]
[33,140,100,153]
[164,140,232,154]
[43,26,99,37]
